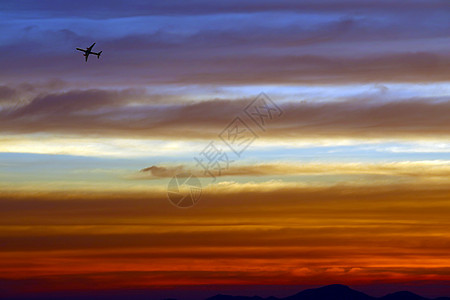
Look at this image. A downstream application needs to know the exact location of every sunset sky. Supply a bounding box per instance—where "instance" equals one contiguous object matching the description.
[0,1,449,299]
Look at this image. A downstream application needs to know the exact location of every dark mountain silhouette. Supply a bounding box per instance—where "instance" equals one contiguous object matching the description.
[206,284,450,300]
[381,291,428,300]
[207,295,265,300]
[284,284,374,300]
[2,284,449,300]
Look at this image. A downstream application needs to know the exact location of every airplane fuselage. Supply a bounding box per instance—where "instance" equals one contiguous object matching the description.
[82,50,101,56]
[76,43,102,62]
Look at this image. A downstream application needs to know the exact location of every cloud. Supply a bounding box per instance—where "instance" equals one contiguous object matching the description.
[0,184,449,293]
[0,86,17,102]
[1,0,448,18]
[1,5,448,85]
[136,161,450,181]
[168,52,450,85]
[0,89,448,139]
[140,165,186,177]
[0,2,449,297]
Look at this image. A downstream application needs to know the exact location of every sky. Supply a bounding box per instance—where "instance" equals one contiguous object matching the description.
[0,1,449,299]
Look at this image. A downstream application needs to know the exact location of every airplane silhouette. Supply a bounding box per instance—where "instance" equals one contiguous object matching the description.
[76,43,102,62]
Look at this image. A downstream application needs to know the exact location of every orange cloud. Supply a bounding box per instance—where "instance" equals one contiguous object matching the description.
[137,161,450,180]
[0,184,449,292]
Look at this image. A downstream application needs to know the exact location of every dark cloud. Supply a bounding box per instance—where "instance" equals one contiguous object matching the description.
[0,4,448,85]
[13,89,140,115]
[1,0,448,18]
[169,52,450,85]
[0,86,18,104]
[0,89,448,139]
[140,165,185,177]
[2,46,449,85]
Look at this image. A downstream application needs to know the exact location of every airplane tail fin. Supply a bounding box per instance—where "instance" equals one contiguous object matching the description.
[97,51,102,59]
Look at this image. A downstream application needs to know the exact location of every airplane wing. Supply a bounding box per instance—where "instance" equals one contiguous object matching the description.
[76,48,86,52]
[87,43,96,51]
